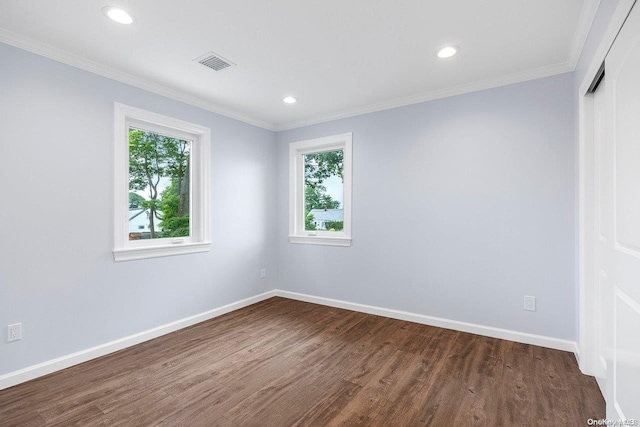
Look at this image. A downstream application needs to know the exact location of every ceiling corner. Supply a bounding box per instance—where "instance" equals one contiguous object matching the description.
[568,0,602,69]
[0,27,277,132]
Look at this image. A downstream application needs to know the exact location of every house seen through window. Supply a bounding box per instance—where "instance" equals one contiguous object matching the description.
[304,150,344,232]
[289,132,351,246]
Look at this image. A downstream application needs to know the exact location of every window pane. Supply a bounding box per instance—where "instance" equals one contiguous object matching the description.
[304,149,344,231]
[128,128,191,240]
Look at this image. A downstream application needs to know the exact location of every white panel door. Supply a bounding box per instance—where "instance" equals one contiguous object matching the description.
[600,2,640,419]
[593,76,612,382]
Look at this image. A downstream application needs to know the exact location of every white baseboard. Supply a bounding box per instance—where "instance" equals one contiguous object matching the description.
[596,375,606,398]
[0,290,276,391]
[275,290,578,354]
[1,288,580,391]
[573,342,581,366]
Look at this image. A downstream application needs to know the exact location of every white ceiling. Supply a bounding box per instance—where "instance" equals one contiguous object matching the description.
[0,0,598,131]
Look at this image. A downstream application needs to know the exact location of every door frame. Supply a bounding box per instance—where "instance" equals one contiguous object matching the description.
[578,0,637,377]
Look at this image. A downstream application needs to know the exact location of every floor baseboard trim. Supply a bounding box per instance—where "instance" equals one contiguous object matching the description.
[595,376,606,399]
[1,288,579,391]
[573,342,581,366]
[0,290,276,391]
[275,290,577,353]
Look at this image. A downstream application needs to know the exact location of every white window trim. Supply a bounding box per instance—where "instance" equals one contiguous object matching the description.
[289,133,352,247]
[113,103,211,262]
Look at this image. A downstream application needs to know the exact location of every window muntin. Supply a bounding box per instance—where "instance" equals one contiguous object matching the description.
[113,104,211,261]
[289,133,352,246]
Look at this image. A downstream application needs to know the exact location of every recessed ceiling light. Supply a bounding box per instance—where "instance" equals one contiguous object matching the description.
[103,6,135,25]
[283,96,297,104]
[436,46,458,59]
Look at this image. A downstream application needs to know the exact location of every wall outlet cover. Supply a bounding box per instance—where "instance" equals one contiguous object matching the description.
[7,323,22,342]
[524,296,536,311]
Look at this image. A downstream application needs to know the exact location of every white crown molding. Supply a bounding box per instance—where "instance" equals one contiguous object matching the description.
[274,61,574,131]
[273,0,602,132]
[0,28,276,131]
[568,0,602,68]
[1,0,598,135]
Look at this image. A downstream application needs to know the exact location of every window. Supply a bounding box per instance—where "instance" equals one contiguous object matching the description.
[289,133,352,246]
[113,103,211,261]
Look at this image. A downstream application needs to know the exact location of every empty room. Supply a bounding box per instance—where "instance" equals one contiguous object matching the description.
[1,0,639,425]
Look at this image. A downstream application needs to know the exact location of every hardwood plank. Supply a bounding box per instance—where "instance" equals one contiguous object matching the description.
[44,404,104,427]
[0,297,604,426]
[0,383,50,423]
[373,332,462,425]
[292,380,363,427]
[328,349,420,425]
[0,408,46,427]
[224,366,334,426]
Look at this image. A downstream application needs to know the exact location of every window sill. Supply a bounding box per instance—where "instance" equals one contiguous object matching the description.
[288,235,351,247]
[113,242,211,262]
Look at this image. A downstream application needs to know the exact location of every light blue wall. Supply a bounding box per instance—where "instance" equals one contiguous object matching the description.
[4,17,613,375]
[0,42,278,375]
[276,73,576,340]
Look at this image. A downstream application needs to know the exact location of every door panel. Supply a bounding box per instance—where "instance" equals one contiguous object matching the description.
[602,1,640,418]
[596,107,608,243]
[613,32,640,255]
[597,270,609,372]
[594,77,611,381]
[613,289,640,418]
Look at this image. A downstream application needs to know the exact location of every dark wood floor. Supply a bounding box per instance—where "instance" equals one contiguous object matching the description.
[0,297,604,426]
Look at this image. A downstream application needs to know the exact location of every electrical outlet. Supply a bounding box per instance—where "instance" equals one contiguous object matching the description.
[524,296,536,311]
[7,323,22,342]
[260,268,266,279]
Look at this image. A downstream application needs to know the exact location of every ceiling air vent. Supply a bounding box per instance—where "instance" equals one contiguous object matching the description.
[195,52,235,72]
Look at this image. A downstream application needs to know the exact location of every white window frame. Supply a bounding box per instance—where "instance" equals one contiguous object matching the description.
[289,133,352,247]
[113,103,211,262]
